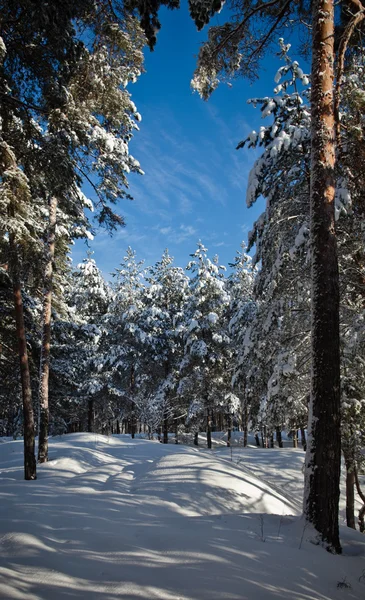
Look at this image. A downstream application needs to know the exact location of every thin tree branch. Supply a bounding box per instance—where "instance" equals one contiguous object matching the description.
[0,92,46,114]
[213,0,285,56]
[244,0,292,66]
[334,0,365,145]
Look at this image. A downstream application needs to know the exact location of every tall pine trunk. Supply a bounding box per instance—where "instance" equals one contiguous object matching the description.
[38,197,57,463]
[304,0,341,553]
[9,236,36,480]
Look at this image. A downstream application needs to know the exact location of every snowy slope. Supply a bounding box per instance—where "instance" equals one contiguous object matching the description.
[213,444,365,525]
[0,434,364,600]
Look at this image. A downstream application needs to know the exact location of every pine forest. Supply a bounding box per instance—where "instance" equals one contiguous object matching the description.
[0,1,365,598]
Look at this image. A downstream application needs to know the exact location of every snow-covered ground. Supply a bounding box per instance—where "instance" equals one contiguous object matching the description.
[0,434,364,599]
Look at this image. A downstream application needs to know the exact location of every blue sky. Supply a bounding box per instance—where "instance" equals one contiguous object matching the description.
[73,2,288,278]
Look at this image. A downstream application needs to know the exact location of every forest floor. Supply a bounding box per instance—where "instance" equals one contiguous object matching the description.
[0,433,364,600]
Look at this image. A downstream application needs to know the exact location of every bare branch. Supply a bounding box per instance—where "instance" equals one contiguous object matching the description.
[213,0,285,57]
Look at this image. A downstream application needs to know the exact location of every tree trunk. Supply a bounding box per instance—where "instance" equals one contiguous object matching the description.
[206,409,212,449]
[227,414,231,447]
[359,505,365,534]
[344,455,356,529]
[270,432,274,448]
[292,429,298,449]
[304,0,341,553]
[163,409,168,444]
[227,427,231,447]
[276,427,283,449]
[130,365,135,439]
[300,427,307,451]
[243,401,248,447]
[354,467,365,533]
[255,433,260,447]
[38,197,57,463]
[262,426,268,449]
[194,431,199,446]
[87,399,94,432]
[116,419,120,434]
[9,237,36,480]
[243,426,248,448]
[175,420,178,444]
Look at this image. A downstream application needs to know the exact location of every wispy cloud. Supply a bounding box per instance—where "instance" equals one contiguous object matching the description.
[158,223,197,244]
[159,226,172,235]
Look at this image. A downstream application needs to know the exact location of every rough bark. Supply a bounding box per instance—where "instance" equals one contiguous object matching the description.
[9,236,36,480]
[38,196,57,463]
[303,0,341,553]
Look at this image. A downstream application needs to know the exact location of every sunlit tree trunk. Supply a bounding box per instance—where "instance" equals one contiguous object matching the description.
[9,235,36,480]
[304,0,341,553]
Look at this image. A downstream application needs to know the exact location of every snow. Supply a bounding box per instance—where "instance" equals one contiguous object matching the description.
[0,434,364,599]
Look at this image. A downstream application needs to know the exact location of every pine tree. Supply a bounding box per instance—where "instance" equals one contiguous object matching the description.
[178,242,231,448]
[235,43,312,447]
[0,4,146,470]
[101,247,146,436]
[188,0,346,552]
[228,243,256,445]
[140,249,189,442]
